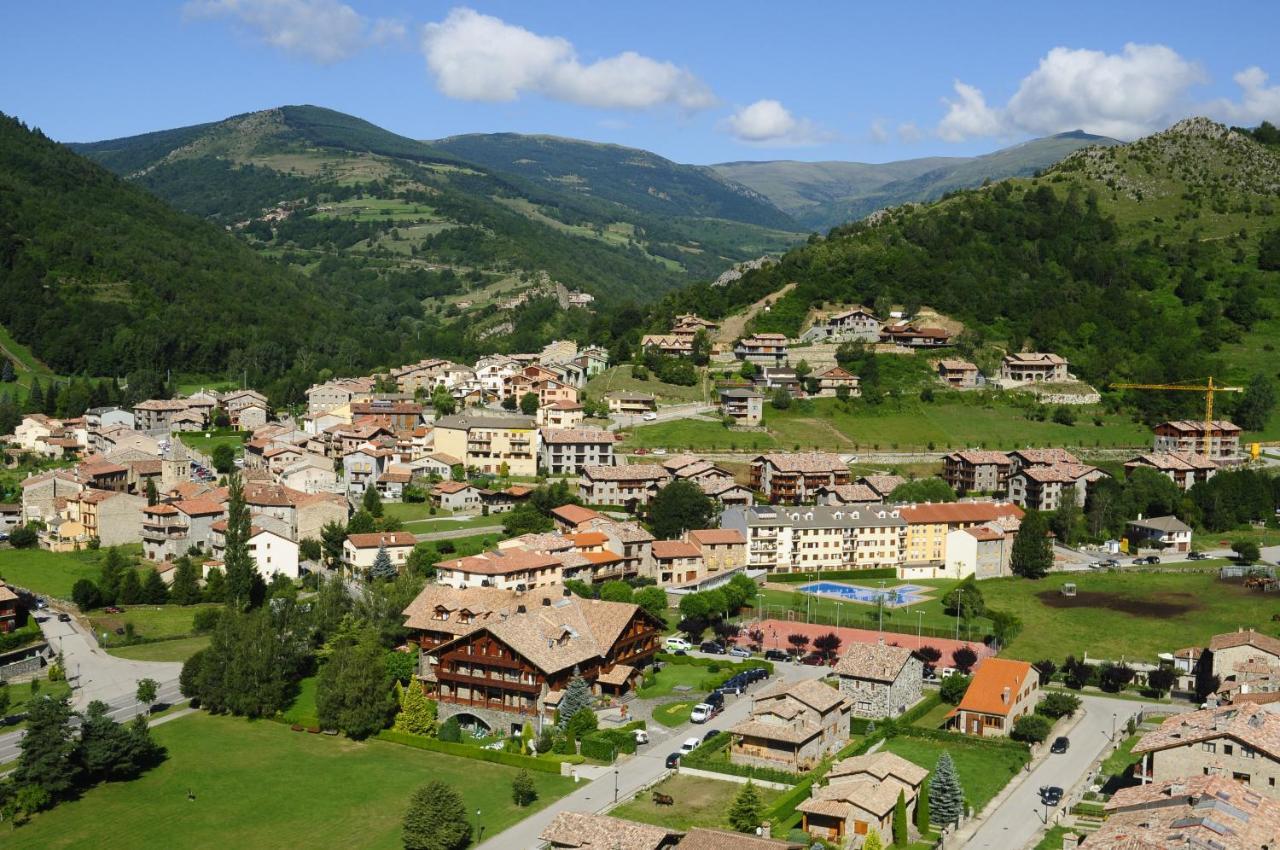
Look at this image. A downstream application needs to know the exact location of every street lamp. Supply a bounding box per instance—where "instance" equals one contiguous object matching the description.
[474,809,483,844]
[614,768,619,803]
[835,602,842,630]
[954,588,962,642]
[917,611,924,649]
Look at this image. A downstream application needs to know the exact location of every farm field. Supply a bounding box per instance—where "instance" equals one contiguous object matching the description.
[610,773,784,831]
[14,712,576,850]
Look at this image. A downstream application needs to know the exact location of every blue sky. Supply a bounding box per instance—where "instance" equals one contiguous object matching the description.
[3,1,1279,164]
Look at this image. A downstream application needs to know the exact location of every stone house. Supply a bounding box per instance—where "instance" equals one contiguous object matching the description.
[798,751,927,846]
[1132,704,1280,797]
[833,642,924,718]
[730,679,851,772]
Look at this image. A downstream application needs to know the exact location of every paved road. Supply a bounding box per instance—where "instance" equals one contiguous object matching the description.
[0,608,183,764]
[475,656,828,850]
[609,403,716,432]
[962,694,1161,850]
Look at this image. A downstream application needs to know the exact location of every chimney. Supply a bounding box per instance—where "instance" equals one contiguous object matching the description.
[759,821,771,840]
[517,605,526,614]
[1001,686,1011,705]
[563,587,572,597]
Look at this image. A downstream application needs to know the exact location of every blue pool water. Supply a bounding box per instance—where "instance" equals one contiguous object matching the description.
[797,582,931,607]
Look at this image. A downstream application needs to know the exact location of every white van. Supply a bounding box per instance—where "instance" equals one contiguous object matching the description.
[680,737,701,754]
[664,637,691,652]
[690,703,714,724]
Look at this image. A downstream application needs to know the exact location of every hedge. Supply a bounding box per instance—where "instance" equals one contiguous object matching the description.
[0,621,42,653]
[581,728,640,762]
[682,732,806,784]
[376,729,582,771]
[768,568,898,583]
[655,652,775,675]
[851,692,943,735]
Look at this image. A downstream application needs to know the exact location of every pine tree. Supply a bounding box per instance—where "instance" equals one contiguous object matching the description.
[118,568,143,604]
[557,674,592,730]
[1,359,13,382]
[203,567,226,603]
[863,831,884,850]
[1010,509,1053,579]
[26,377,43,413]
[222,474,256,610]
[511,769,537,806]
[916,778,931,834]
[44,380,60,417]
[142,569,169,604]
[402,779,470,850]
[14,694,80,803]
[144,477,158,506]
[929,751,965,826]
[893,788,909,845]
[362,484,384,518]
[393,680,438,736]
[368,543,397,581]
[170,556,201,605]
[728,780,763,832]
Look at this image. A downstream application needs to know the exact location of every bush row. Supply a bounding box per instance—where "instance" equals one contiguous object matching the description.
[682,732,805,784]
[580,728,639,762]
[376,729,581,772]
[768,568,899,583]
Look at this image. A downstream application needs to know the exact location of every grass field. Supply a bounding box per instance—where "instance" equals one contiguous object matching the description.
[1,673,73,730]
[622,419,778,451]
[652,701,696,727]
[610,773,783,831]
[108,635,209,663]
[0,322,59,389]
[882,735,1029,814]
[0,546,143,600]
[757,580,968,640]
[586,366,709,405]
[1033,826,1074,850]
[382,502,440,523]
[177,430,249,458]
[405,514,506,534]
[15,712,576,850]
[282,676,320,727]
[87,604,214,643]
[1097,734,1143,793]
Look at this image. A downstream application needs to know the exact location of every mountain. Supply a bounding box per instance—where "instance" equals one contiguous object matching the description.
[69,106,805,308]
[650,118,1280,422]
[710,131,1122,229]
[431,133,795,229]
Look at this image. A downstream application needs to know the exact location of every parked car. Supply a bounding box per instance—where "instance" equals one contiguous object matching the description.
[800,652,826,666]
[34,598,48,610]
[705,691,725,708]
[702,728,720,743]
[690,703,715,724]
[1187,551,1209,560]
[664,637,691,652]
[728,646,751,658]
[1096,558,1119,568]
[680,737,700,754]
[764,648,789,662]
[652,448,667,455]
[643,412,658,421]
[632,729,649,745]
[665,752,681,768]
[104,606,124,614]
[0,532,8,542]
[57,613,71,623]
[700,641,725,655]
[634,448,649,455]
[1050,736,1070,754]
[1040,786,1064,806]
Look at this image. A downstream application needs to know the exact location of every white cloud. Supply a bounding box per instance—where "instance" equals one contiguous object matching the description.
[184,0,402,64]
[934,43,1205,141]
[1207,66,1280,126]
[868,119,889,144]
[724,99,829,146]
[937,81,1003,142]
[897,122,923,143]
[420,8,714,111]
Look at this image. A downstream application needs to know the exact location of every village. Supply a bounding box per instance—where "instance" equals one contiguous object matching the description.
[0,305,1276,850]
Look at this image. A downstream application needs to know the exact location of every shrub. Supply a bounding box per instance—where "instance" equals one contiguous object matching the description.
[1012,713,1052,743]
[438,716,462,743]
[192,607,223,633]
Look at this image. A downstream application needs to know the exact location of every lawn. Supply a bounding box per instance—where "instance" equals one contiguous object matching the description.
[87,604,215,644]
[406,514,506,534]
[382,502,440,523]
[15,712,576,850]
[1,673,73,730]
[0,546,144,600]
[979,571,1280,663]
[882,734,1029,814]
[1033,826,1074,850]
[622,419,778,451]
[586,366,709,405]
[610,773,783,831]
[1097,734,1143,792]
[108,635,210,663]
[282,675,320,727]
[637,659,756,699]
[757,579,973,642]
[652,701,696,727]
[177,430,249,458]
[910,700,955,731]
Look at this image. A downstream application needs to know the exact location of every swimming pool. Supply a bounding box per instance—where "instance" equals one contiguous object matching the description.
[797,582,932,607]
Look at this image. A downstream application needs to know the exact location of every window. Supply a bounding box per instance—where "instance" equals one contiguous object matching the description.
[1233,772,1251,783]
[1224,744,1234,756]
[1201,742,1216,753]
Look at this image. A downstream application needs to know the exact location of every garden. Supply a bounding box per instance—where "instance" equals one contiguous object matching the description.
[610,774,785,831]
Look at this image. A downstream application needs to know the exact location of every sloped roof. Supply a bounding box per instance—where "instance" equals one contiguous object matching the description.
[538,812,678,850]
[833,643,916,683]
[954,658,1035,717]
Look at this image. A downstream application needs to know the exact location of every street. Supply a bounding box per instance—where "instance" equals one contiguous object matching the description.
[475,654,828,850]
[0,608,183,765]
[608,403,716,431]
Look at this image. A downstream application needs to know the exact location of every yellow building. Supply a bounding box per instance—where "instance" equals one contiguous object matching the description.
[899,502,1023,566]
[432,414,538,476]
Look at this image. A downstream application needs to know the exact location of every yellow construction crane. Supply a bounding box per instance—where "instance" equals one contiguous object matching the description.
[1108,377,1245,456]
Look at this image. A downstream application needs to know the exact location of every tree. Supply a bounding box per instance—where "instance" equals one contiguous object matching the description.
[1010,509,1053,579]
[987,609,1023,648]
[9,524,38,548]
[519,391,539,416]
[431,386,456,418]
[1012,713,1052,743]
[203,567,226,603]
[1236,375,1277,432]
[170,556,201,605]
[813,632,842,661]
[939,673,970,705]
[211,443,236,475]
[0,359,12,383]
[503,503,553,536]
[889,478,957,503]
[193,609,308,718]
[362,484,384,518]
[118,567,143,604]
[941,576,985,620]
[728,780,763,832]
[770,387,791,410]
[862,831,884,850]
[144,477,159,507]
[1036,691,1080,719]
[678,591,711,623]
[1232,539,1261,563]
[893,789,909,846]
[634,586,668,623]
[928,751,965,826]
[598,581,633,603]
[222,475,256,611]
[393,680,438,736]
[76,699,162,782]
[71,578,102,611]
[402,779,471,850]
[369,543,398,581]
[916,778,931,833]
[1062,655,1095,690]
[951,646,978,674]
[299,537,322,562]
[320,520,347,567]
[1146,667,1177,697]
[649,480,716,540]
[1100,663,1136,693]
[0,683,9,718]
[135,678,158,712]
[14,694,80,805]
[316,633,395,739]
[438,716,462,742]
[786,633,811,657]
[557,675,593,731]
[347,509,376,534]
[511,769,537,807]
[501,395,517,411]
[142,568,169,604]
[916,645,942,675]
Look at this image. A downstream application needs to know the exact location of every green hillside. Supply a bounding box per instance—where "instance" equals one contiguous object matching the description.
[712,131,1120,229]
[651,118,1280,425]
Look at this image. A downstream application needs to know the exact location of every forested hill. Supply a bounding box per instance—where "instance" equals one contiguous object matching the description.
[431,132,794,228]
[650,118,1280,422]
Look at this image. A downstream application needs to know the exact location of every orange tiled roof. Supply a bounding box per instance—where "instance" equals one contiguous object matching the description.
[954,657,1035,717]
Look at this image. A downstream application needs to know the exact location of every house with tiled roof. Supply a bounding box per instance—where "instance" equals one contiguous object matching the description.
[802,305,881,343]
[651,540,703,586]
[142,498,227,562]
[815,367,860,398]
[686,528,747,575]
[539,812,681,850]
[1154,419,1243,461]
[45,488,147,551]
[948,657,1040,737]
[434,548,566,591]
[751,452,849,504]
[1008,462,1108,511]
[858,475,906,499]
[678,828,803,850]
[1084,774,1280,850]
[1126,515,1193,553]
[730,679,851,772]
[342,531,417,576]
[943,450,1014,495]
[1007,448,1080,471]
[718,387,764,426]
[431,480,482,513]
[1132,704,1280,798]
[578,464,670,510]
[551,504,603,532]
[539,427,617,475]
[879,322,952,348]
[833,641,923,718]
[1000,352,1068,383]
[937,359,980,387]
[423,594,661,730]
[433,413,538,476]
[816,484,881,506]
[734,333,789,367]
[0,581,18,633]
[1124,451,1219,490]
[537,399,586,430]
[1210,629,1280,684]
[605,391,657,416]
[798,751,927,846]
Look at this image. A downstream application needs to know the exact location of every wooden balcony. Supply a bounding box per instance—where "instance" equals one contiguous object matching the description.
[437,669,542,694]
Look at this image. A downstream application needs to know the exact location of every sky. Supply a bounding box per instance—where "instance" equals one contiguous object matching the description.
[3,1,1280,165]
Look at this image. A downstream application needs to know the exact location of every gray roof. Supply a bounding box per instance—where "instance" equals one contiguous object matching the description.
[1127,515,1193,534]
[433,414,535,431]
[719,388,763,399]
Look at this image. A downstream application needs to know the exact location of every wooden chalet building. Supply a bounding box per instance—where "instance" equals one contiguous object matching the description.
[408,588,661,734]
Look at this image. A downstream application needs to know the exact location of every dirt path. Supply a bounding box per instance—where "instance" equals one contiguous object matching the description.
[716,281,796,346]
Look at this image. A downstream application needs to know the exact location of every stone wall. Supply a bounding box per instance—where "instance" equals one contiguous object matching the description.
[436,700,535,736]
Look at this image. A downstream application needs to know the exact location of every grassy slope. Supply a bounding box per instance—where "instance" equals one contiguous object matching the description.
[586,366,710,405]
[610,773,784,831]
[17,712,576,850]
[108,635,210,663]
[0,547,144,600]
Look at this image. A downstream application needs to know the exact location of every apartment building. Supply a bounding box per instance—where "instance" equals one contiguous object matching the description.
[718,387,764,426]
[943,450,1014,495]
[751,452,849,504]
[734,333,789,367]
[432,414,538,476]
[539,428,617,475]
[1008,462,1107,511]
[721,504,906,574]
[578,465,670,510]
[1124,451,1218,490]
[897,501,1023,571]
[1154,420,1243,460]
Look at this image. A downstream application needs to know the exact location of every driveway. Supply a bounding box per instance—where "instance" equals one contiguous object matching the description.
[475,656,829,850]
[609,403,715,432]
[961,694,1164,850]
